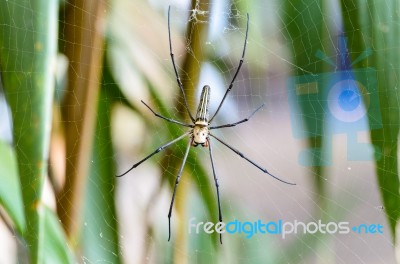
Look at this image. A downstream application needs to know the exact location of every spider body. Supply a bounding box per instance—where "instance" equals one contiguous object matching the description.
[117,7,295,244]
[192,85,210,147]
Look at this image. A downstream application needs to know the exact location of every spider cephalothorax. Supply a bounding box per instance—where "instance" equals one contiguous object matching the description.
[192,125,209,147]
[117,6,295,244]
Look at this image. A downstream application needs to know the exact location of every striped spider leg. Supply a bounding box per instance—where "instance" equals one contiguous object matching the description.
[116,7,295,244]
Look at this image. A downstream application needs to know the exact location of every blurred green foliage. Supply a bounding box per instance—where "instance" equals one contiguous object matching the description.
[340,0,400,240]
[0,0,74,263]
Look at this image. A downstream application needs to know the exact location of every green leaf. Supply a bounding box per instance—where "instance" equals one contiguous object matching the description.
[0,0,62,262]
[282,0,328,205]
[0,141,25,235]
[340,0,400,242]
[81,58,121,263]
[40,205,74,263]
[185,150,218,231]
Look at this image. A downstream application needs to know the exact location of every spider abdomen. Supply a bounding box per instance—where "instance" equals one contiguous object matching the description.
[193,85,210,147]
[195,85,210,126]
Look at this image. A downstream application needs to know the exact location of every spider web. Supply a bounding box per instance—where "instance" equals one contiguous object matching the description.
[111,0,396,263]
[0,0,396,263]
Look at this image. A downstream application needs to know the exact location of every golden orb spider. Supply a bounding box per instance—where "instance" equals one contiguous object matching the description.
[117,6,296,244]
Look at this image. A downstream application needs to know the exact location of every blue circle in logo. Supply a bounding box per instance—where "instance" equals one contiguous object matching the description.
[338,89,361,112]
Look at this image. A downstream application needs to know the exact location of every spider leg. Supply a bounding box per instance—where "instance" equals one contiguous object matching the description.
[168,6,195,122]
[168,139,191,241]
[141,100,194,128]
[116,131,190,177]
[208,138,223,244]
[209,13,249,123]
[209,133,296,185]
[209,103,264,130]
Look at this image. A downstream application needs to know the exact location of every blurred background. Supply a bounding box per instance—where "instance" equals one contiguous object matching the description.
[0,0,399,263]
